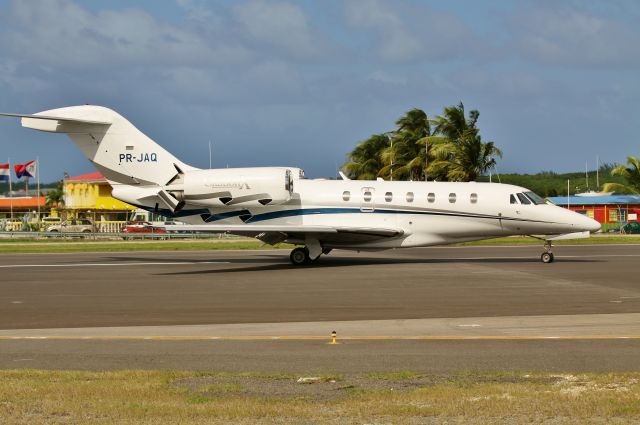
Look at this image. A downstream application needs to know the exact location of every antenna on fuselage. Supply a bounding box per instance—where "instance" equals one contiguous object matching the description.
[208,140,212,169]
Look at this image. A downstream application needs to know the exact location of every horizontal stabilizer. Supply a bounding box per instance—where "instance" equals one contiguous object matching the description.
[0,112,112,125]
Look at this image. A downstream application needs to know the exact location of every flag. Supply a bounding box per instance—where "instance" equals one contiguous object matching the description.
[14,160,36,179]
[0,163,9,181]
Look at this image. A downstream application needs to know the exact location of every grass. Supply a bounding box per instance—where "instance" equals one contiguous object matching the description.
[1,370,640,424]
[0,239,292,253]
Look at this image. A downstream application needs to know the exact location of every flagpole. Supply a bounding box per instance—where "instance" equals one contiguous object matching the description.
[8,158,13,220]
[36,157,41,219]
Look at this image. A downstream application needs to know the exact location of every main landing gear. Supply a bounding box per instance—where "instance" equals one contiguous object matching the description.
[540,240,554,264]
[289,247,310,265]
[289,243,330,266]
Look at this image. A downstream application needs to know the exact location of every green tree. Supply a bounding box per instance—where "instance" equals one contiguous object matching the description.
[45,181,65,208]
[379,108,433,181]
[342,103,501,182]
[602,156,640,194]
[343,134,389,180]
[425,103,501,181]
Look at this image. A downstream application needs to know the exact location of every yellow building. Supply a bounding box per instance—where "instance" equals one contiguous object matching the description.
[64,172,136,228]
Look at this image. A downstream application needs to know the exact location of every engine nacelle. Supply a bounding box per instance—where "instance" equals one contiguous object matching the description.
[176,167,295,207]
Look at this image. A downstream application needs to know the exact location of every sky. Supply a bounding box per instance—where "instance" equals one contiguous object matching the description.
[0,0,639,182]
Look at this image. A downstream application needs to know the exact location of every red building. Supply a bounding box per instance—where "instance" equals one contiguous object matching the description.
[548,195,640,232]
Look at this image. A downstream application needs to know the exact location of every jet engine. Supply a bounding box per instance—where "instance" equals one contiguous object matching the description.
[112,167,298,214]
[175,167,293,207]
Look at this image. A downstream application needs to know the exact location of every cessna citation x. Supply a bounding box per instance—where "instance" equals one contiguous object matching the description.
[1,105,600,265]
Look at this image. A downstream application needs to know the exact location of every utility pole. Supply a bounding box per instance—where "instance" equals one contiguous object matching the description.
[8,158,13,220]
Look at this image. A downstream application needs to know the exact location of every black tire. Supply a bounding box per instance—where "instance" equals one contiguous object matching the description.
[290,247,309,266]
[541,252,554,263]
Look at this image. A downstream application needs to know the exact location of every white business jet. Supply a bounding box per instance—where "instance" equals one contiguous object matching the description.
[1,105,600,265]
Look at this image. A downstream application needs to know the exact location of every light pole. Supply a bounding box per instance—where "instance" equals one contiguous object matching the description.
[384,132,395,181]
[424,138,428,182]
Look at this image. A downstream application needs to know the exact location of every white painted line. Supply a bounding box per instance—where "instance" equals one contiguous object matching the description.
[0,261,230,269]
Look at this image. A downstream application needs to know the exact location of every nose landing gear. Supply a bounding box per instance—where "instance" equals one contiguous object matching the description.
[541,240,554,263]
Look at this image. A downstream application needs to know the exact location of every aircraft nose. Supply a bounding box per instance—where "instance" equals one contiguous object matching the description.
[576,214,601,233]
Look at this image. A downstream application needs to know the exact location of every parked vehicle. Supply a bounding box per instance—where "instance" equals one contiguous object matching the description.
[122,221,167,239]
[621,222,640,234]
[42,217,62,225]
[47,219,95,235]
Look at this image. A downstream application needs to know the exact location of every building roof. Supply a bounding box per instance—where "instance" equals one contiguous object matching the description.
[0,196,47,209]
[548,195,640,206]
[65,172,105,182]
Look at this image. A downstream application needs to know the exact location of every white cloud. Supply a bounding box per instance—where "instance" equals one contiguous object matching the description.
[232,0,317,58]
[0,0,250,69]
[344,0,422,62]
[343,0,481,63]
[508,5,640,67]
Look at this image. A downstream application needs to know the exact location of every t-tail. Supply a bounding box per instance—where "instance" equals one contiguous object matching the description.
[0,105,295,215]
[1,105,198,213]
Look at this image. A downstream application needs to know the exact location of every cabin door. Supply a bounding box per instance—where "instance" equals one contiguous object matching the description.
[360,187,375,212]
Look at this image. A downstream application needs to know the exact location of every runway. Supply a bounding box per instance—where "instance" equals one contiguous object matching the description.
[1,244,640,372]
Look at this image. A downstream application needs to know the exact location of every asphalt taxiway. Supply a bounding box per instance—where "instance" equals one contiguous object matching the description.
[1,244,640,372]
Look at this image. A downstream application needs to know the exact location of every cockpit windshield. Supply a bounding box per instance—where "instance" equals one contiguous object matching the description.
[516,193,531,205]
[523,191,547,205]
[511,191,548,205]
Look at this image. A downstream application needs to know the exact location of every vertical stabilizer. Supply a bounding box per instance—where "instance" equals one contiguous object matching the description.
[7,105,196,186]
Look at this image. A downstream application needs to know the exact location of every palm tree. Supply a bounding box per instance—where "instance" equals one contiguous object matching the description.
[426,102,501,181]
[379,108,432,181]
[428,130,502,181]
[342,103,501,182]
[602,156,640,194]
[343,134,388,180]
[432,102,478,140]
[45,181,65,208]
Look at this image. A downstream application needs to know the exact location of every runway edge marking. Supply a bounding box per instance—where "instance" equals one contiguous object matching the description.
[1,335,639,341]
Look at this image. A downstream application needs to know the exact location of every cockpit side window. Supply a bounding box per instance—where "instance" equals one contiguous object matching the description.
[510,194,518,204]
[523,191,547,205]
[516,193,531,205]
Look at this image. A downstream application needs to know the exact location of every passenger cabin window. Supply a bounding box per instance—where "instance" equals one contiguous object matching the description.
[406,192,414,202]
[385,192,393,202]
[449,193,457,203]
[516,193,531,205]
[342,191,350,201]
[427,193,435,203]
[510,194,518,204]
[363,191,372,202]
[470,193,478,204]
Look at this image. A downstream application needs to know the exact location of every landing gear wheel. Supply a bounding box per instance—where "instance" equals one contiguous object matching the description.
[290,247,309,266]
[541,252,554,263]
[540,240,554,264]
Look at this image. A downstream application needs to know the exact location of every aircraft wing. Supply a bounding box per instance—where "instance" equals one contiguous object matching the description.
[165,224,404,245]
